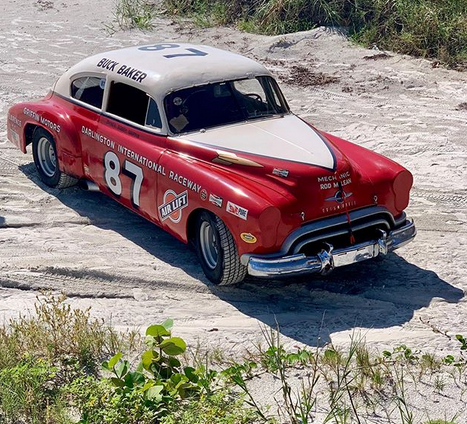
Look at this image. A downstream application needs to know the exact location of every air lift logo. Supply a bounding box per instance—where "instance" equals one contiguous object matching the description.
[159,190,188,223]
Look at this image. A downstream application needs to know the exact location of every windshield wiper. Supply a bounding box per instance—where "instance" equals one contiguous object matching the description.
[246,113,283,121]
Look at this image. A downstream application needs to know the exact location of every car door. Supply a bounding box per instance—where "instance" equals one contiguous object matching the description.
[68,74,106,169]
[81,79,167,224]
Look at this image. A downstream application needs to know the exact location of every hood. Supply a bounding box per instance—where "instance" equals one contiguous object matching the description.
[171,115,382,222]
[176,114,336,170]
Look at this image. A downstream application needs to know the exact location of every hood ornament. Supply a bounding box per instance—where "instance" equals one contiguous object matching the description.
[326,189,353,204]
[213,151,263,167]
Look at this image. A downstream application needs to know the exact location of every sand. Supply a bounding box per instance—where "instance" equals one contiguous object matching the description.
[0,0,466,421]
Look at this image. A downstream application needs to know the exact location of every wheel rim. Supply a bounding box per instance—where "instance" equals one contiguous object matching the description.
[37,136,57,177]
[199,221,219,270]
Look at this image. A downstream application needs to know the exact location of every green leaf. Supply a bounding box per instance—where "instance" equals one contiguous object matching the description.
[184,367,199,383]
[456,334,467,350]
[159,337,187,356]
[115,360,129,379]
[124,371,145,388]
[146,385,164,401]
[110,377,125,388]
[168,356,181,368]
[108,352,123,370]
[146,325,171,338]
[162,318,174,331]
[145,335,156,347]
[170,373,186,385]
[142,350,157,371]
[231,374,245,387]
[142,381,154,392]
[324,349,337,360]
[444,355,455,364]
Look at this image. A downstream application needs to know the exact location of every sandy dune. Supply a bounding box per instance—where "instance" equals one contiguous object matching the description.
[1,1,467,418]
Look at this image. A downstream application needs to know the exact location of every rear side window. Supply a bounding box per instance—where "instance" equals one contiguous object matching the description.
[146,98,162,129]
[106,82,161,130]
[71,76,105,109]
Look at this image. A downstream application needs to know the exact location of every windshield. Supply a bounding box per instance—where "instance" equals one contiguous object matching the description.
[164,76,289,134]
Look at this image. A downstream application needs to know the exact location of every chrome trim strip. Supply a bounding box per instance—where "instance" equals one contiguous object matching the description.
[245,218,416,278]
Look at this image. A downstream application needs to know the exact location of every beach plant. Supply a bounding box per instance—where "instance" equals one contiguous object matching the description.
[0,295,466,423]
[0,293,139,374]
[159,0,467,68]
[0,358,66,424]
[100,320,203,414]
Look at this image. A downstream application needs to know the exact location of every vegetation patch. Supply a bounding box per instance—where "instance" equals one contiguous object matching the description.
[0,295,465,423]
[158,0,467,68]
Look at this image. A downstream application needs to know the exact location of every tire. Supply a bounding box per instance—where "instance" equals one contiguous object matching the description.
[195,211,247,285]
[32,128,77,189]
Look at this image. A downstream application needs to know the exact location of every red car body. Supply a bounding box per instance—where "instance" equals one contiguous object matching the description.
[6,43,416,285]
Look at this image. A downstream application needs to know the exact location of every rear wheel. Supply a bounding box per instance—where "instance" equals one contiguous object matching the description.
[32,128,77,188]
[195,211,247,285]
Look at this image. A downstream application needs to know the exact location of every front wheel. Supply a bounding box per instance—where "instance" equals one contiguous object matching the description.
[32,128,77,189]
[195,211,247,285]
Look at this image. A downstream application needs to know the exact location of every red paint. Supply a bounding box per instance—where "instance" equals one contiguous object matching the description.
[7,93,414,257]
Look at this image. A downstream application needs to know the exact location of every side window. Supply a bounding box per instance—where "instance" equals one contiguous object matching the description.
[234,78,263,96]
[71,76,105,109]
[146,98,162,130]
[106,82,161,130]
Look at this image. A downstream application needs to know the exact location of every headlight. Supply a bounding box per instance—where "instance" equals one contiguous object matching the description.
[392,170,413,212]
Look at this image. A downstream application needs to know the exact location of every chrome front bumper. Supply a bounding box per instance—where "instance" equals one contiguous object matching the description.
[245,219,416,278]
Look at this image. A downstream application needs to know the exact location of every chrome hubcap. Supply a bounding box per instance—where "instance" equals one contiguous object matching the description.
[37,137,56,177]
[200,221,219,270]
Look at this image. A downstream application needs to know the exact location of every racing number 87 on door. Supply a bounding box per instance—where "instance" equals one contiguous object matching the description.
[103,151,144,208]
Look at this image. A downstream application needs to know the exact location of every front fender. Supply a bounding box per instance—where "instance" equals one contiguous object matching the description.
[157,150,293,255]
[323,131,413,217]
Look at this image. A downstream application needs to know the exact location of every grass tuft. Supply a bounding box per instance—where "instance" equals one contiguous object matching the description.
[0,293,139,373]
[0,295,465,423]
[159,0,467,68]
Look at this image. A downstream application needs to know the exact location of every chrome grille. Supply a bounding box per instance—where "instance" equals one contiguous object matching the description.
[281,207,403,256]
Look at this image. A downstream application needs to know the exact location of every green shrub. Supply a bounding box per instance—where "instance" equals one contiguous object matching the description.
[67,376,158,424]
[0,294,140,423]
[0,358,67,424]
[161,391,258,424]
[68,319,239,423]
[0,294,139,373]
[161,0,467,67]
[114,0,157,30]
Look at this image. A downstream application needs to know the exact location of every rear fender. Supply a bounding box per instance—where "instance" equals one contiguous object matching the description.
[8,98,84,178]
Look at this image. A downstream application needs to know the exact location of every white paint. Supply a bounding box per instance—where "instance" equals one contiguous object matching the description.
[174,115,335,169]
[54,43,270,100]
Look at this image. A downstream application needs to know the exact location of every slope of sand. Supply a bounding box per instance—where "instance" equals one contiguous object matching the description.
[0,0,467,421]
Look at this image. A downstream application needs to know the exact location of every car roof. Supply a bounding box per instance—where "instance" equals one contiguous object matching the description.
[54,43,272,99]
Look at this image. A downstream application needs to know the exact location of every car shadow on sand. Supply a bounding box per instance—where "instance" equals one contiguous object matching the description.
[20,163,465,346]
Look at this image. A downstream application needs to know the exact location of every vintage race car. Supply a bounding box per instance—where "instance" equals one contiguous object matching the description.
[6,43,416,285]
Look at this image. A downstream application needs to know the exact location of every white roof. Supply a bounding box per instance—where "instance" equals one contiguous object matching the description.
[54,43,271,98]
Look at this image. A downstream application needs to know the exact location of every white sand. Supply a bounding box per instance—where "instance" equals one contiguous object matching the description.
[0,1,466,421]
